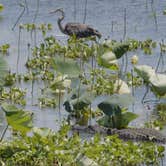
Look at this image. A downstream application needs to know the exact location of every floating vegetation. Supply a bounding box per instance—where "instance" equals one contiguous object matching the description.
[0,44,10,54]
[0,124,165,166]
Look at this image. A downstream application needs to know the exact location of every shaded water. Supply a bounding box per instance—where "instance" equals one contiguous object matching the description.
[0,0,166,160]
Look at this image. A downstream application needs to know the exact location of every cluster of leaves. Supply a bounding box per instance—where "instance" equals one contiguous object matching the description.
[89,69,115,95]
[38,97,56,108]
[0,124,164,166]
[126,72,143,87]
[0,44,10,54]
[97,96,137,129]
[0,87,26,105]
[127,38,157,54]
[145,103,166,130]
[19,23,52,36]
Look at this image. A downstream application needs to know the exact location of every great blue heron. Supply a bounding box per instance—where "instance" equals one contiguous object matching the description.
[50,8,102,38]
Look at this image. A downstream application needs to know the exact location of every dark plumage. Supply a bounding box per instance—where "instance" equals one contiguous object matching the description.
[50,8,102,38]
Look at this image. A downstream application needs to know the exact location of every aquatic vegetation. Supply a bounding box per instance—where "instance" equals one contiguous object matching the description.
[0,124,164,166]
[1,103,33,135]
[97,101,138,129]
[0,44,10,54]
[0,87,26,105]
[134,65,166,97]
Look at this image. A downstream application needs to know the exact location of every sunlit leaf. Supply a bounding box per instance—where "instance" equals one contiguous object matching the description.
[76,154,99,166]
[33,127,55,137]
[135,65,166,97]
[98,51,119,69]
[114,79,131,94]
[1,103,33,134]
[134,65,155,83]
[0,4,4,12]
[150,73,166,97]
[52,57,81,77]
[121,112,138,128]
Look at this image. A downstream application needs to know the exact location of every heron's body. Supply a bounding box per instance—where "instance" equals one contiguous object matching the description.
[51,9,102,38]
[64,22,101,38]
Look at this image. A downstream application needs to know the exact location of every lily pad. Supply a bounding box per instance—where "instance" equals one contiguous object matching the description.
[112,42,129,59]
[1,103,33,134]
[52,57,81,77]
[150,73,166,97]
[114,79,131,94]
[134,65,155,83]
[98,51,118,69]
[98,102,121,116]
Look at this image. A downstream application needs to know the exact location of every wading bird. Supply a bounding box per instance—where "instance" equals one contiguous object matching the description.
[50,8,102,38]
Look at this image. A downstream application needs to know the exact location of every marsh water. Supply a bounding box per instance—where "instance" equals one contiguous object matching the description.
[0,0,166,162]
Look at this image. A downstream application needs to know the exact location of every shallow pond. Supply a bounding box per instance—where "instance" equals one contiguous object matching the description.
[0,0,166,159]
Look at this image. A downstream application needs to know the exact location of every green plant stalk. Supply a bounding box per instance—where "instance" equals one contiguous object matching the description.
[31,78,35,105]
[131,69,135,112]
[34,28,37,47]
[0,125,8,142]
[58,90,61,112]
[16,27,21,75]
[33,0,39,23]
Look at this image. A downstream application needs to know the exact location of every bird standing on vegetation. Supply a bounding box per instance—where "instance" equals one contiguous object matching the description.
[50,8,102,38]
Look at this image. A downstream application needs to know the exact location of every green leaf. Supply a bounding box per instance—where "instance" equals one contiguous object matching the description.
[112,42,129,59]
[98,51,119,69]
[52,57,81,77]
[97,115,112,128]
[76,154,99,166]
[33,127,55,137]
[135,65,166,97]
[94,94,134,108]
[120,112,138,128]
[134,65,155,83]
[163,10,166,15]
[0,56,8,86]
[149,73,166,97]
[114,79,131,94]
[0,4,4,12]
[98,102,121,116]
[1,103,33,134]
[64,90,94,112]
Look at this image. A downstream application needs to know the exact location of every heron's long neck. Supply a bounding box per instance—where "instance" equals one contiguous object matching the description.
[58,18,66,34]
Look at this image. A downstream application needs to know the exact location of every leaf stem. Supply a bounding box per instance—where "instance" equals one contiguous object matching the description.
[0,125,9,142]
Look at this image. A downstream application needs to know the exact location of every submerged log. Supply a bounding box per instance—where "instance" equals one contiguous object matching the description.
[71,125,166,143]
